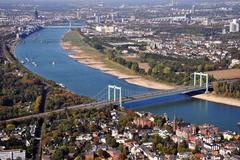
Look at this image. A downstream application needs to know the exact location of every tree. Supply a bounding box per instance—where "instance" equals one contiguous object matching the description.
[177,140,188,152]
[58,120,72,133]
[106,135,119,148]
[34,96,42,113]
[105,49,114,60]
[6,123,15,132]
[131,62,139,72]
[74,155,81,160]
[98,149,110,158]
[152,135,163,147]
[50,147,69,160]
[212,82,219,94]
[119,144,128,159]
[197,64,203,72]
[50,149,64,160]
[163,67,171,74]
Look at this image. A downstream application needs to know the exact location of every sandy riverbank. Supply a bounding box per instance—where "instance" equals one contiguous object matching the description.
[60,40,174,90]
[193,93,240,107]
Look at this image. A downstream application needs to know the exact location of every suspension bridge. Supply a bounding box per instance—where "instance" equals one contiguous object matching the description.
[2,72,212,123]
[92,72,210,107]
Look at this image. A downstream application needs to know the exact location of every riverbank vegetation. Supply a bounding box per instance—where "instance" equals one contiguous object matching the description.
[105,49,195,85]
[0,43,93,120]
[45,88,92,111]
[212,80,240,98]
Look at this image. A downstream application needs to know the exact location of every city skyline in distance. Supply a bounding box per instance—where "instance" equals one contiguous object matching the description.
[0,0,233,6]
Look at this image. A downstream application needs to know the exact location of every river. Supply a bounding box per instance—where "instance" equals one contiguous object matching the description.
[15,28,240,132]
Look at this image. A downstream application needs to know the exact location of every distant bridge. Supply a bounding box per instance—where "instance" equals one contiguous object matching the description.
[44,21,82,29]
[44,26,82,29]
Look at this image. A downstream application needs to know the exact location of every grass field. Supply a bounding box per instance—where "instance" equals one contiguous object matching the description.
[62,30,102,58]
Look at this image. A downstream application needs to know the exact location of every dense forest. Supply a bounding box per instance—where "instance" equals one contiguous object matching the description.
[0,53,45,119]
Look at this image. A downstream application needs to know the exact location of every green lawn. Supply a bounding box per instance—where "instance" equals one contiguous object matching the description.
[62,30,100,56]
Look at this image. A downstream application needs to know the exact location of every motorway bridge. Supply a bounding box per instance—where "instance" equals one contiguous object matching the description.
[2,85,208,123]
[2,72,211,123]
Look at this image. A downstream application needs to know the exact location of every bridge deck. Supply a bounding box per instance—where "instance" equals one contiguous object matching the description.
[44,26,82,29]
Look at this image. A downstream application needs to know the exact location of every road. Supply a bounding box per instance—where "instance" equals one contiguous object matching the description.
[2,100,114,123]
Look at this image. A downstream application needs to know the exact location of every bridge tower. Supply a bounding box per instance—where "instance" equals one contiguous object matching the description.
[108,85,122,107]
[193,72,209,93]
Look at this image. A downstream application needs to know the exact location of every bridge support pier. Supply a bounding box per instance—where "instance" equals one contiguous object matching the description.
[108,85,122,107]
[205,75,209,93]
[193,72,209,93]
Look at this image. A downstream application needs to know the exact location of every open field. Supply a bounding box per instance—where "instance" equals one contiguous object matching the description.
[207,69,240,80]
[61,30,174,90]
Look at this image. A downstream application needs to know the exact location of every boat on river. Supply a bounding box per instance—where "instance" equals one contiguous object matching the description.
[31,61,38,67]
[25,57,29,62]
[20,60,25,64]
[57,83,65,88]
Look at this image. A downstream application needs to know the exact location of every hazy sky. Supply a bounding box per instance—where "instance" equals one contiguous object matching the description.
[0,0,230,7]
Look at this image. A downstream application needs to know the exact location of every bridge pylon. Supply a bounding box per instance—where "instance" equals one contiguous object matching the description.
[193,72,209,93]
[108,85,122,107]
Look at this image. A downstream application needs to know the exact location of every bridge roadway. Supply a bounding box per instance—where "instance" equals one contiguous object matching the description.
[44,26,82,29]
[2,100,114,123]
[1,85,207,123]
[124,85,207,101]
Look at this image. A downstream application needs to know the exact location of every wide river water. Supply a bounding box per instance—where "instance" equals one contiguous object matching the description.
[15,28,240,132]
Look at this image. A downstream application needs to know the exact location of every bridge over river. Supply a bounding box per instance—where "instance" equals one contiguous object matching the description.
[2,72,212,123]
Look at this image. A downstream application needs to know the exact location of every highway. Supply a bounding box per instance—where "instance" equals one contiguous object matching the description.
[2,100,114,123]
[127,85,209,101]
[44,26,82,29]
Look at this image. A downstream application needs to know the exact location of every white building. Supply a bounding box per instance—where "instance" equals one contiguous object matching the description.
[203,143,220,151]
[222,131,235,141]
[229,59,240,68]
[95,25,116,33]
[0,150,26,160]
[76,134,92,141]
[229,19,239,33]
